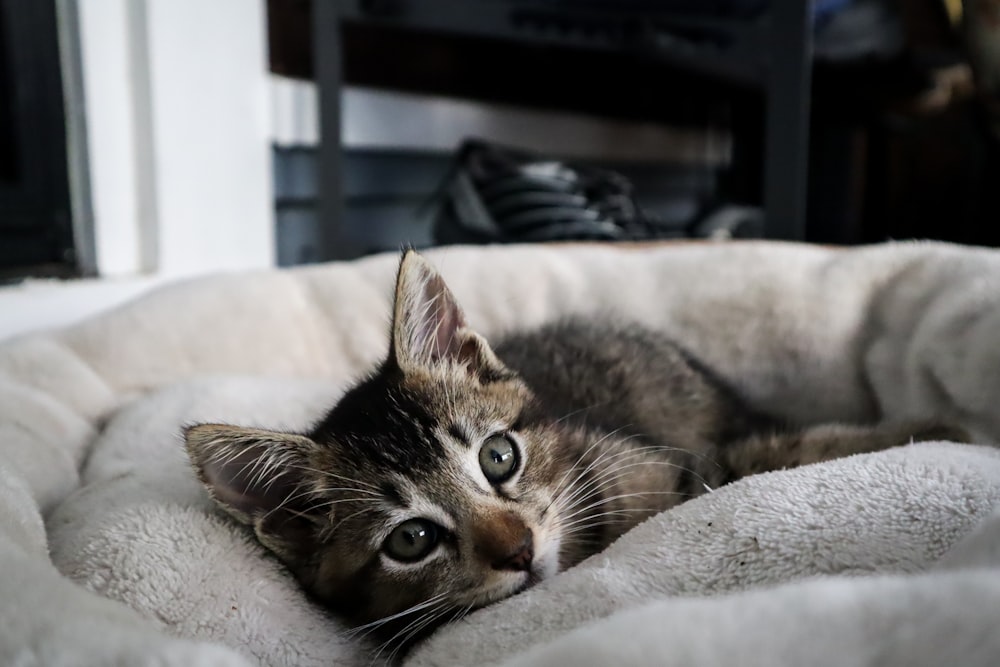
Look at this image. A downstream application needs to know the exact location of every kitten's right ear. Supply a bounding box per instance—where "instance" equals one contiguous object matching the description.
[389,249,512,381]
[184,424,325,561]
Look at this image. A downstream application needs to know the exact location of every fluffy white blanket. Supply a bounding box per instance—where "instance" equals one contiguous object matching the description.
[3,241,1000,666]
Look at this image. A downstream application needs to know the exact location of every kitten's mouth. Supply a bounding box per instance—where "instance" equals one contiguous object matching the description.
[522,568,544,590]
[467,567,546,611]
[507,567,544,598]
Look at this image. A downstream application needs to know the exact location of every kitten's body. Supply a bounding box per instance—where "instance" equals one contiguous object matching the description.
[186,252,963,657]
[492,320,760,563]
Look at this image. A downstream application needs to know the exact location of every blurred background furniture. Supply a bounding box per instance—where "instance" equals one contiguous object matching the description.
[306,0,813,259]
[1,0,997,280]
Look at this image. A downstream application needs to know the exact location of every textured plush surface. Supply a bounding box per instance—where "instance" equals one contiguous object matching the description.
[3,241,1000,666]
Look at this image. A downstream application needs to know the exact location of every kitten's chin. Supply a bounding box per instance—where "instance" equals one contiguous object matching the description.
[490,571,534,601]
[517,566,546,593]
[460,567,542,611]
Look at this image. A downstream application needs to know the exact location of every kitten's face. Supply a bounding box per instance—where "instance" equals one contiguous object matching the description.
[300,361,566,626]
[186,251,570,642]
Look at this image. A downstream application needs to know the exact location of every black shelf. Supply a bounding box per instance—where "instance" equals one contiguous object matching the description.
[311,0,811,259]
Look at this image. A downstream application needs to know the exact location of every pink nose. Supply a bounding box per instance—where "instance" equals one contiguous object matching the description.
[492,532,533,572]
[472,511,535,572]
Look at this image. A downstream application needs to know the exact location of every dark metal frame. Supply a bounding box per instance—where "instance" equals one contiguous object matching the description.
[313,0,812,260]
[0,0,78,278]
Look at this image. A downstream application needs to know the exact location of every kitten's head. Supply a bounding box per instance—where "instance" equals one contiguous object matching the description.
[186,251,568,641]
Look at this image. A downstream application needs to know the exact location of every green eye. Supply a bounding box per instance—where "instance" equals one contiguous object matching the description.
[479,434,519,484]
[384,519,440,562]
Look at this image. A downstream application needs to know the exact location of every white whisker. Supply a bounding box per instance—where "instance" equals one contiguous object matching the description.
[347,592,450,638]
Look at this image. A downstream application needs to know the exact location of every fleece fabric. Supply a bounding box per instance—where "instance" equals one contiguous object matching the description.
[2,241,1000,666]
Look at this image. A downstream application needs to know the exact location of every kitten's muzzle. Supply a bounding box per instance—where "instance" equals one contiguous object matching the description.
[493,534,534,572]
[473,511,535,572]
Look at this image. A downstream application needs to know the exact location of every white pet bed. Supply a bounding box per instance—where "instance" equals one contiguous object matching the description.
[2,240,1000,667]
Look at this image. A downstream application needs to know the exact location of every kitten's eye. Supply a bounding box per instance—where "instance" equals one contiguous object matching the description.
[384,519,439,562]
[479,434,519,484]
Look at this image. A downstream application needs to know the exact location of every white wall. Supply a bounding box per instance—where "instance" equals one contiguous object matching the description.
[74,0,145,275]
[142,0,274,276]
[73,0,275,279]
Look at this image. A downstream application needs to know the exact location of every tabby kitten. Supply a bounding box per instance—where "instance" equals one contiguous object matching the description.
[185,250,960,654]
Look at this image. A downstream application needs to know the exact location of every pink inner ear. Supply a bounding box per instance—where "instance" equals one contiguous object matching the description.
[430,294,464,361]
[202,444,300,517]
[416,273,468,363]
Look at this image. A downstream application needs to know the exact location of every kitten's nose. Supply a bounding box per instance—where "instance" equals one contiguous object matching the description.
[494,532,534,572]
[474,511,534,572]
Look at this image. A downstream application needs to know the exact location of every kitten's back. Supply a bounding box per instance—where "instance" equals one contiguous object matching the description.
[493,320,772,453]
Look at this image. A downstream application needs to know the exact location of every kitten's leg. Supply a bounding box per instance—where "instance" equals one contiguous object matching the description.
[719,421,971,482]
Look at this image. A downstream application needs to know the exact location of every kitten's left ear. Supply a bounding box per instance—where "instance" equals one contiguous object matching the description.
[184,423,326,563]
[390,250,510,381]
